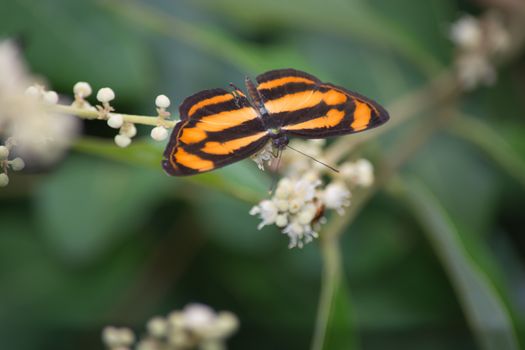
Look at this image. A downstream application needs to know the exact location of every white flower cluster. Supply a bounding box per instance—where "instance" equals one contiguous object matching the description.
[102,303,239,350]
[81,85,171,147]
[449,12,510,90]
[0,138,25,187]
[250,139,375,248]
[0,40,80,167]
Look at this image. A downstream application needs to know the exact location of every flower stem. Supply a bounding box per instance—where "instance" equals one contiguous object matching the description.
[311,210,361,350]
[311,229,342,350]
[50,104,177,128]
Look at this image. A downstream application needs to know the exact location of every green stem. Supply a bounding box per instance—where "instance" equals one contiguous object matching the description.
[311,226,343,350]
[311,205,368,350]
[50,104,177,128]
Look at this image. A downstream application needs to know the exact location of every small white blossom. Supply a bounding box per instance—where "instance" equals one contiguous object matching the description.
[275,214,288,227]
[0,173,8,187]
[183,304,216,331]
[10,157,25,171]
[323,182,351,214]
[107,114,124,129]
[73,81,92,98]
[274,198,289,212]
[450,12,511,90]
[147,316,168,338]
[43,90,59,104]
[250,199,278,229]
[340,159,374,187]
[450,15,483,50]
[0,146,9,160]
[281,139,325,176]
[274,178,293,198]
[121,122,137,138]
[115,134,131,148]
[97,87,115,103]
[283,221,318,249]
[155,94,170,109]
[102,326,135,348]
[24,85,41,98]
[456,53,496,89]
[151,126,168,141]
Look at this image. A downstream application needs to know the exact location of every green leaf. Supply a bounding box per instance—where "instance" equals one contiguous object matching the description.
[35,155,173,264]
[191,0,449,76]
[2,0,154,98]
[399,177,521,350]
[448,114,525,189]
[74,137,266,203]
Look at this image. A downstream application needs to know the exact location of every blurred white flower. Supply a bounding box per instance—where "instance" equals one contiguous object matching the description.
[340,159,374,187]
[456,52,496,89]
[10,157,25,171]
[249,199,278,229]
[323,181,351,214]
[450,12,511,90]
[102,326,135,349]
[103,303,239,350]
[449,15,483,50]
[0,39,79,165]
[281,139,325,176]
[0,173,8,187]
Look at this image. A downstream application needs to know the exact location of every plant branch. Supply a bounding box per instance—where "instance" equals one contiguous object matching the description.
[50,104,177,128]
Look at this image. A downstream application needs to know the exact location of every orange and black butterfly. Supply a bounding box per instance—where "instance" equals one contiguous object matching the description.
[162,68,389,176]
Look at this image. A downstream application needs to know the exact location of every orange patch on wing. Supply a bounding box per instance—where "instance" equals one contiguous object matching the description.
[179,127,207,144]
[284,109,345,130]
[188,93,234,117]
[351,100,372,131]
[258,76,315,90]
[196,107,258,132]
[174,148,214,171]
[323,89,347,105]
[201,132,267,155]
[264,90,347,114]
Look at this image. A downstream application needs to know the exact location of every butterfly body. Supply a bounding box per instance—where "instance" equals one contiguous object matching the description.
[163,69,389,176]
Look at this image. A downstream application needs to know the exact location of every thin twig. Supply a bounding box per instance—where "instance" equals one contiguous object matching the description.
[50,104,177,128]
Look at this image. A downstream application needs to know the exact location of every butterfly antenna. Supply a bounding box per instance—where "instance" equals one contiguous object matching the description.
[286,144,339,173]
[268,148,284,194]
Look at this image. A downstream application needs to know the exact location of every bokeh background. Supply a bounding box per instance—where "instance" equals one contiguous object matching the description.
[1,0,525,349]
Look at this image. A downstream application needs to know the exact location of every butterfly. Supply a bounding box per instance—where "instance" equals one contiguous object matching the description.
[162,68,389,176]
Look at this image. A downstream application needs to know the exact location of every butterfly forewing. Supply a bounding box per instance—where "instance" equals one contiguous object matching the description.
[256,69,389,138]
[162,88,269,176]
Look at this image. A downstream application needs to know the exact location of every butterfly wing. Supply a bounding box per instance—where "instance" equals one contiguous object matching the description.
[163,88,269,176]
[256,69,389,138]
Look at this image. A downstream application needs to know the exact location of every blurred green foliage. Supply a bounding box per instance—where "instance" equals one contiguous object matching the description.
[1,0,525,349]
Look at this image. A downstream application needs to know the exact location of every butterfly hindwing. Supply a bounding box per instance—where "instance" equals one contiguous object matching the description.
[163,88,269,176]
[256,69,389,138]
